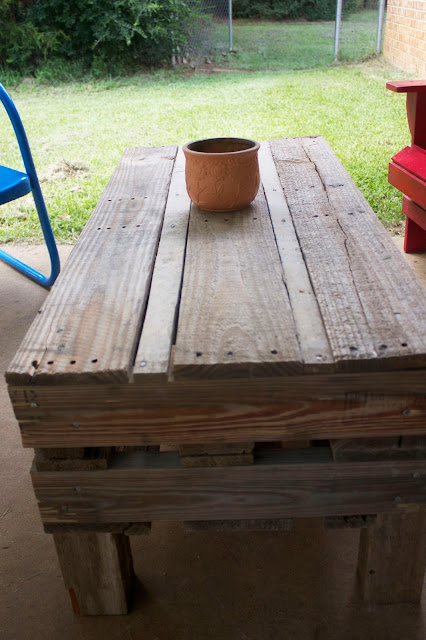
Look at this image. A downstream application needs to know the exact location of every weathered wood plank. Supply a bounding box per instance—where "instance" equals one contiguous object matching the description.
[172,185,302,379]
[269,136,426,372]
[357,509,426,604]
[259,141,333,372]
[133,148,191,382]
[184,519,294,531]
[7,146,177,385]
[9,371,426,447]
[179,441,254,467]
[331,436,426,461]
[303,136,426,367]
[34,447,111,471]
[32,457,426,523]
[45,522,151,534]
[53,532,134,615]
[324,515,377,529]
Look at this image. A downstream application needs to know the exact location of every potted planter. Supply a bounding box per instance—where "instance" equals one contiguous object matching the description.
[183,137,260,212]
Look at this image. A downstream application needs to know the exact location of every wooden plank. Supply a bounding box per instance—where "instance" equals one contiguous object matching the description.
[31,456,426,523]
[331,436,426,461]
[9,370,426,447]
[269,136,426,372]
[179,441,254,467]
[324,515,376,530]
[259,141,333,372]
[45,522,151,534]
[133,148,191,382]
[184,519,293,531]
[7,146,177,385]
[53,532,134,615]
[172,184,302,379]
[34,447,110,471]
[330,438,400,461]
[303,136,426,367]
[357,509,426,604]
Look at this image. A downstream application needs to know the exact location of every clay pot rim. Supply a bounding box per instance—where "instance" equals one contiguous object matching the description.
[183,137,260,157]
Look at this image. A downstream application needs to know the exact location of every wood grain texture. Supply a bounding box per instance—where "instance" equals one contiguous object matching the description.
[32,457,426,523]
[9,370,426,447]
[172,185,302,379]
[357,510,426,604]
[45,522,150,534]
[7,146,177,385]
[323,515,376,529]
[133,148,191,382]
[184,519,293,531]
[259,141,333,372]
[53,532,134,615]
[270,136,426,372]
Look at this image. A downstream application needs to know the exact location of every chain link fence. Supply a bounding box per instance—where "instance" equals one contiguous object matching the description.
[184,0,387,69]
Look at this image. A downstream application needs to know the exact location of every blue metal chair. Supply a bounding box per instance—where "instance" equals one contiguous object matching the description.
[0,82,60,287]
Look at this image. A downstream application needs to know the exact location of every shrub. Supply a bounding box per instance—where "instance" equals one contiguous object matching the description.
[0,0,196,74]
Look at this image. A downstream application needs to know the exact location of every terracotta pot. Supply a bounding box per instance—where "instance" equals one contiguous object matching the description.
[182,137,260,212]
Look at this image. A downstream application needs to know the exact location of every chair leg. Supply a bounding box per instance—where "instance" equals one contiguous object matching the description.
[402,197,426,253]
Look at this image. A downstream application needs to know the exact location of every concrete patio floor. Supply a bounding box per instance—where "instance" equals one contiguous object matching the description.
[1,240,425,640]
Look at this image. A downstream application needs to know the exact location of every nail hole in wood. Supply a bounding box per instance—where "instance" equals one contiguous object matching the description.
[271,349,278,355]
[253,217,257,220]
[107,227,111,229]
[136,224,140,227]
[47,361,54,365]
[97,227,101,230]
[379,344,387,350]
[350,346,357,352]
[70,360,76,364]
[401,342,408,347]
[32,360,39,369]
[196,352,202,357]
[91,359,98,363]
[227,351,233,356]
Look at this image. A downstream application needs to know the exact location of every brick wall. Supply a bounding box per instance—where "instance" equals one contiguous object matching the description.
[383,0,426,76]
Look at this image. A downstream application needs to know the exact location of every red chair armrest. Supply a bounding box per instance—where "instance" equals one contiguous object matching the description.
[387,80,426,93]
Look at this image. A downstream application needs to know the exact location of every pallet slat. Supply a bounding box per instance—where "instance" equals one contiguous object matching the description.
[7,146,177,385]
[32,457,426,524]
[269,136,426,372]
[172,179,302,379]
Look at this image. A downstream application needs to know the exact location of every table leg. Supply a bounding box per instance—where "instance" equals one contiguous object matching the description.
[53,532,134,615]
[357,509,426,604]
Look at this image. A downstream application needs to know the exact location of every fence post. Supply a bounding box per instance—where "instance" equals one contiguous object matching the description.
[376,0,386,53]
[229,0,233,52]
[334,0,343,63]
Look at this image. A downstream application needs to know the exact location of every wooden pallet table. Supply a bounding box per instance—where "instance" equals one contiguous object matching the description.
[6,137,426,615]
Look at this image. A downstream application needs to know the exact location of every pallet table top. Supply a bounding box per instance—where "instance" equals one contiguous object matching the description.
[6,137,426,447]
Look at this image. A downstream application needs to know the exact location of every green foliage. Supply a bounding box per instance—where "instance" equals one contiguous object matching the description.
[232,0,337,21]
[0,0,195,73]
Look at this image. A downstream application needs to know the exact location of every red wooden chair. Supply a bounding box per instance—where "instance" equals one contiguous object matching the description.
[387,80,426,253]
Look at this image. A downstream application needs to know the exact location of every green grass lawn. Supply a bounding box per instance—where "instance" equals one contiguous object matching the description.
[0,57,409,243]
[203,11,380,70]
